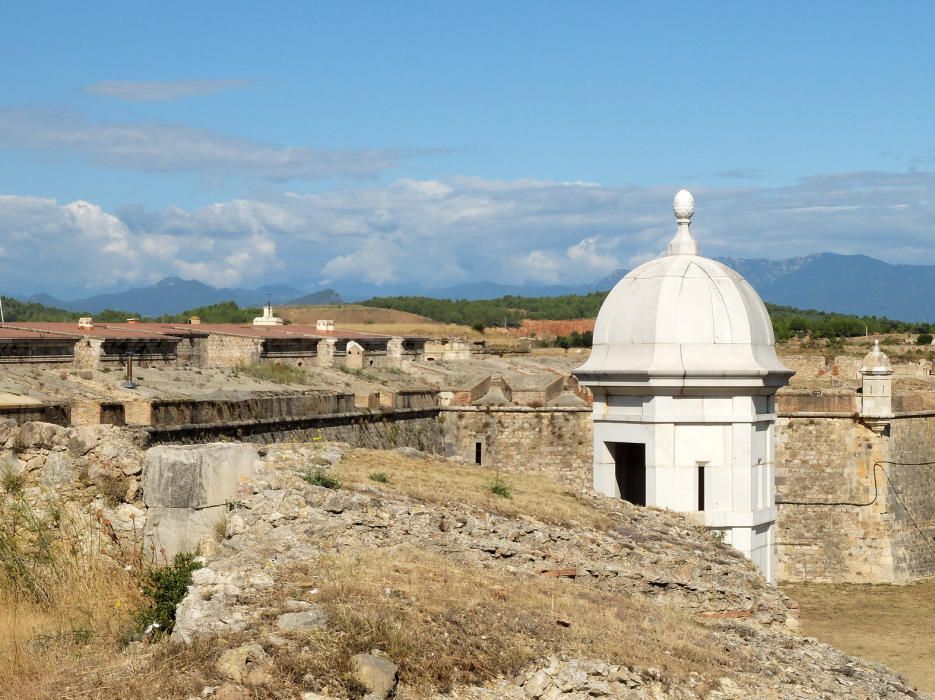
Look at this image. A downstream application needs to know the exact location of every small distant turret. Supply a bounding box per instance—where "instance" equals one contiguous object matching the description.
[860,339,893,433]
[253,303,283,326]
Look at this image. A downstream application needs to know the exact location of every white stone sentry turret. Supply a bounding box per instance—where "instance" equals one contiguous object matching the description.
[576,190,794,582]
[859,339,893,433]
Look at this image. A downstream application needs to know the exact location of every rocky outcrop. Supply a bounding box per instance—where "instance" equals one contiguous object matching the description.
[171,444,923,699]
[0,420,147,506]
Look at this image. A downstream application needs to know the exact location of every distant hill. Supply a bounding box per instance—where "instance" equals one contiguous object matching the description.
[719,253,935,322]
[287,288,343,306]
[591,254,935,324]
[37,278,316,316]
[15,251,935,322]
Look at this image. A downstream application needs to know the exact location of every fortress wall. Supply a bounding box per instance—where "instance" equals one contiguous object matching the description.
[439,407,592,487]
[775,409,935,584]
[884,417,935,580]
[774,416,894,583]
[146,410,443,454]
[199,334,261,368]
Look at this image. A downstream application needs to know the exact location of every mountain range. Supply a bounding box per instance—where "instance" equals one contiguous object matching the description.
[26,278,341,317]
[596,253,935,322]
[8,252,935,321]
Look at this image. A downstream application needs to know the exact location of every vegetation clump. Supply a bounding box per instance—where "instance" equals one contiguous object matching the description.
[488,476,512,499]
[135,552,202,637]
[368,471,390,484]
[299,469,341,490]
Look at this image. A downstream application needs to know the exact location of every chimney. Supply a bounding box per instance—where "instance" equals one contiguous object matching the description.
[127,318,139,325]
[189,316,201,325]
[316,319,335,331]
[78,317,94,330]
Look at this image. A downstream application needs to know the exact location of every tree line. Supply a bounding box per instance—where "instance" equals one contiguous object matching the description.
[0,297,263,325]
[362,293,935,340]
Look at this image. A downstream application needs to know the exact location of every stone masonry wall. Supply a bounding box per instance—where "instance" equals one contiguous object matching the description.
[774,416,893,583]
[883,416,935,580]
[775,412,935,584]
[439,407,592,487]
[148,412,444,455]
[199,334,261,368]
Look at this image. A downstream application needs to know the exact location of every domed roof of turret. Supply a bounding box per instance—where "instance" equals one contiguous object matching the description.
[576,190,792,387]
[860,339,892,375]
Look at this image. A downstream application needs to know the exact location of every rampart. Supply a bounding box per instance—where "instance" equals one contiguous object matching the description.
[776,391,935,583]
[439,406,592,486]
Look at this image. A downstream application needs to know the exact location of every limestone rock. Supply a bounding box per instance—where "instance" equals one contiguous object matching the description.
[106,503,146,532]
[87,458,123,489]
[0,451,26,478]
[16,421,64,450]
[67,427,97,456]
[0,419,19,446]
[143,443,262,509]
[350,653,398,699]
[275,607,327,632]
[40,451,76,487]
[212,685,249,700]
[216,644,271,686]
[168,445,922,699]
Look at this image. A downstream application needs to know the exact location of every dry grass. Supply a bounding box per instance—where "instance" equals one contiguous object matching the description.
[279,546,737,697]
[334,448,612,530]
[0,502,146,699]
[784,580,935,694]
[281,304,434,326]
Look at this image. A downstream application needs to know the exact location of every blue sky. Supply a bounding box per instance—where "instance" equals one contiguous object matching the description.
[1,2,934,296]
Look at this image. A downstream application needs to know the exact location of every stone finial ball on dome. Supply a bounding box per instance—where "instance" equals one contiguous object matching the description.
[673,189,695,221]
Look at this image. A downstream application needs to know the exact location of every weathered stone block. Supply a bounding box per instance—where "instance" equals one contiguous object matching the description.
[143,505,225,559]
[143,443,262,509]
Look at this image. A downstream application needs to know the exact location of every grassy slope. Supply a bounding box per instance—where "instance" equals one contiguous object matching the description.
[784,581,935,694]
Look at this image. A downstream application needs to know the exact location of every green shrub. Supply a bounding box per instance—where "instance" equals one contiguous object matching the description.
[489,477,512,499]
[369,472,390,484]
[917,333,933,346]
[299,469,341,490]
[135,552,202,636]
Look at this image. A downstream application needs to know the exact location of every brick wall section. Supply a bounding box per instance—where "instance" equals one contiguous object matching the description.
[124,401,154,426]
[439,407,592,487]
[199,334,261,368]
[71,401,101,426]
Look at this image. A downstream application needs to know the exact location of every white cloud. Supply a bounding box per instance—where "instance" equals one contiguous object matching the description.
[566,237,621,274]
[322,238,402,285]
[3,170,935,296]
[0,109,431,181]
[85,79,247,102]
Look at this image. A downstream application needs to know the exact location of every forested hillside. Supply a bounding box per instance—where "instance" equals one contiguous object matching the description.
[362,293,607,330]
[362,294,935,340]
[0,296,133,323]
[0,297,262,325]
